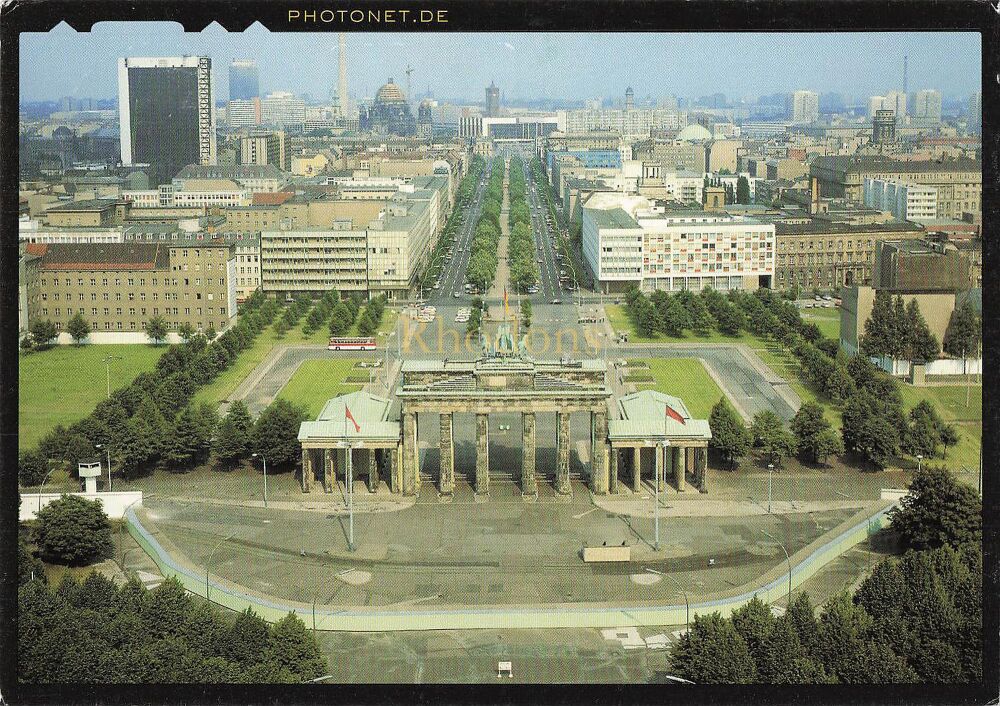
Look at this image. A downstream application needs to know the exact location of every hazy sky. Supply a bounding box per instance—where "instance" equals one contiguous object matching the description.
[20,23,981,103]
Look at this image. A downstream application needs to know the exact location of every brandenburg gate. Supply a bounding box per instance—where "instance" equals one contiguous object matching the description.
[298,325,711,497]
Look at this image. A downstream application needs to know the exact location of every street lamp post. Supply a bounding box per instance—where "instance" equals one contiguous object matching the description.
[252,453,268,509]
[206,532,236,603]
[37,467,55,515]
[95,443,112,492]
[119,496,146,572]
[654,442,662,551]
[916,454,923,473]
[104,354,123,399]
[761,529,792,606]
[767,463,774,514]
[646,568,690,634]
[342,441,355,552]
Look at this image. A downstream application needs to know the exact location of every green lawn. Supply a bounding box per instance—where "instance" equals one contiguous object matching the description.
[899,384,982,422]
[276,359,364,418]
[801,306,841,341]
[19,344,167,450]
[636,358,726,419]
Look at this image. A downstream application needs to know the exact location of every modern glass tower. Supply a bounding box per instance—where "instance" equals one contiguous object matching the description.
[117,56,216,186]
[229,59,260,101]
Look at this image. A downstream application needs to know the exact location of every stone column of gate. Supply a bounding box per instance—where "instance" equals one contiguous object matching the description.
[414,414,421,491]
[609,446,619,494]
[440,412,455,495]
[521,412,536,495]
[402,411,418,496]
[392,442,402,494]
[591,411,609,494]
[323,448,334,494]
[475,413,490,495]
[556,411,571,495]
[632,446,641,492]
[697,445,708,492]
[367,448,380,493]
[301,448,313,493]
[673,446,684,492]
[685,447,695,489]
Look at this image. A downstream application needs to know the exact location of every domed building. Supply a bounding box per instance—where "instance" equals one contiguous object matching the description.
[676,123,713,142]
[360,78,416,136]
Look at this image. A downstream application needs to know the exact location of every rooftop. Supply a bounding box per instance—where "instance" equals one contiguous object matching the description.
[46,198,122,212]
[586,207,640,229]
[174,163,285,181]
[33,242,169,271]
[812,155,981,174]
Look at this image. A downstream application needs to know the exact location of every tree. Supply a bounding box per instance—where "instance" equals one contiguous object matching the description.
[142,316,167,345]
[205,324,218,342]
[903,299,939,362]
[736,176,751,204]
[730,596,775,658]
[860,290,898,359]
[888,465,982,551]
[251,399,308,469]
[841,391,901,471]
[19,449,48,487]
[30,319,57,349]
[822,363,856,404]
[177,322,195,342]
[222,608,272,666]
[904,402,942,459]
[942,300,980,358]
[18,534,47,586]
[751,411,797,467]
[66,313,91,345]
[790,402,842,464]
[35,495,113,565]
[756,615,831,683]
[164,406,201,470]
[328,301,353,336]
[214,401,254,468]
[659,296,690,337]
[266,613,327,681]
[669,612,757,683]
[709,399,750,469]
[939,424,959,459]
[274,318,289,339]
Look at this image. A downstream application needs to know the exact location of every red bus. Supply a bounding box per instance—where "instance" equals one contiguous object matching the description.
[328,336,377,351]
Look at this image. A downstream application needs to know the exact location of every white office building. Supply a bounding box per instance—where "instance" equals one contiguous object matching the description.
[261,91,306,128]
[863,178,938,222]
[791,91,819,124]
[914,89,942,123]
[581,193,775,293]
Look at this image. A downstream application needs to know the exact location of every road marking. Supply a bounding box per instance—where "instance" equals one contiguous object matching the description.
[572,507,598,520]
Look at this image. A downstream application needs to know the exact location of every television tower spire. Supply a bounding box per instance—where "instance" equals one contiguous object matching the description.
[338,33,349,117]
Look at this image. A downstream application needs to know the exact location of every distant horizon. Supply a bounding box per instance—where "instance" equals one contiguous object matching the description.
[20,24,981,103]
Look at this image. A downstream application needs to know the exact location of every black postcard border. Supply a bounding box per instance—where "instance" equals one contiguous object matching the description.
[0,1,997,704]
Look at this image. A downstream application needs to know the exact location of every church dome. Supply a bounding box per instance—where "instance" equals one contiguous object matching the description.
[375,79,406,104]
[676,123,713,142]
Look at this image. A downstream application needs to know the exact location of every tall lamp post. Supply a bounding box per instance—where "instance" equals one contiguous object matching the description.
[646,568,690,634]
[252,453,268,508]
[37,466,56,515]
[95,443,112,492]
[103,354,123,398]
[916,454,923,473]
[206,532,236,603]
[761,529,792,606]
[767,463,774,514]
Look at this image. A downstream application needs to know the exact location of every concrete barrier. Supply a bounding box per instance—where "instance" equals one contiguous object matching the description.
[20,491,143,521]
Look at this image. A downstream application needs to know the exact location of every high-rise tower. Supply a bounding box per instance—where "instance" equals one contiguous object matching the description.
[338,33,349,117]
[625,86,635,111]
[229,59,259,101]
[486,81,500,117]
[118,56,216,186]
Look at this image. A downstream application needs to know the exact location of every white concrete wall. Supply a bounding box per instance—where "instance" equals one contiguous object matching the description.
[20,491,143,522]
[50,332,184,345]
[872,355,982,377]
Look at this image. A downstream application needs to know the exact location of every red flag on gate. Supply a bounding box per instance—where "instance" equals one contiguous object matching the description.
[345,405,361,433]
[665,404,686,425]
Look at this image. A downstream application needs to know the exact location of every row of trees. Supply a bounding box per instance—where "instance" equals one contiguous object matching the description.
[624,286,747,338]
[18,572,327,683]
[709,400,843,470]
[21,313,186,352]
[669,466,981,683]
[506,155,539,293]
[465,159,505,291]
[17,292,290,486]
[729,289,958,471]
[419,155,485,293]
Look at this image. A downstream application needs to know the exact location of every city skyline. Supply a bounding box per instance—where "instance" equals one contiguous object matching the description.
[20,24,981,103]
